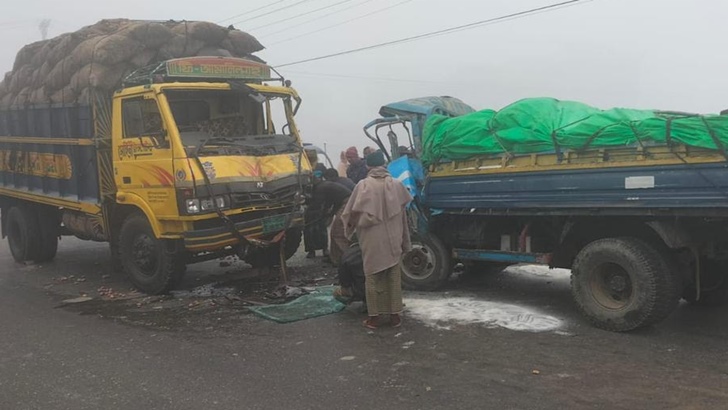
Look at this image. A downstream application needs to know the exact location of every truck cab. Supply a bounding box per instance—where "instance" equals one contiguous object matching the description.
[0,57,311,294]
[108,58,311,283]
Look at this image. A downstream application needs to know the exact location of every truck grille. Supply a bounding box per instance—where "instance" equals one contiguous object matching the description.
[192,207,294,231]
[230,185,298,208]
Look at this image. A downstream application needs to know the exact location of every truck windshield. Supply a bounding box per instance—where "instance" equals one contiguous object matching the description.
[165,89,298,156]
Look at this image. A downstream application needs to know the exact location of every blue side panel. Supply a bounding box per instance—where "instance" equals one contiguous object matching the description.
[423,163,728,210]
[0,141,100,203]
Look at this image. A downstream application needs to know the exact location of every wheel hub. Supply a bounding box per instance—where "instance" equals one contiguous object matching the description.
[132,234,157,274]
[608,275,628,292]
[589,263,634,310]
[402,245,435,279]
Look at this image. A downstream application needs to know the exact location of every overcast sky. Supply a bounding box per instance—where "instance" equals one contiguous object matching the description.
[1,0,727,158]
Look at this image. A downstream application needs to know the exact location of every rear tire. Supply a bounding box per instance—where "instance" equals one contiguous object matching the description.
[118,214,185,294]
[6,206,40,263]
[400,232,451,291]
[571,237,679,332]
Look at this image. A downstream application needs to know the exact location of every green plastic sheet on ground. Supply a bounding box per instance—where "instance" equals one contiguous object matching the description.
[421,98,728,165]
[248,286,346,324]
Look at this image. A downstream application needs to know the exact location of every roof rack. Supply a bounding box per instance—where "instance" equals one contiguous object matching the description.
[122,57,284,88]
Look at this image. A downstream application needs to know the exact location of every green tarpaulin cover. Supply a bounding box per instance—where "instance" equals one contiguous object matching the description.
[248,286,346,324]
[421,98,728,165]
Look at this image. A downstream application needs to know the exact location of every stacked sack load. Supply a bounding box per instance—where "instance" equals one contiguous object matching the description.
[0,19,264,108]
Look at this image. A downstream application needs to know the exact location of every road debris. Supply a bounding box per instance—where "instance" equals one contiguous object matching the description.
[55,296,94,307]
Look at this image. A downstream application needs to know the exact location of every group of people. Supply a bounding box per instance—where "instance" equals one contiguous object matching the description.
[304,146,412,329]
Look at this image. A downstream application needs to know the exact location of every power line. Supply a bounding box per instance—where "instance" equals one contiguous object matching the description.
[260,0,377,38]
[230,0,320,26]
[275,0,597,67]
[249,0,357,32]
[282,69,445,83]
[217,0,289,24]
[269,0,415,46]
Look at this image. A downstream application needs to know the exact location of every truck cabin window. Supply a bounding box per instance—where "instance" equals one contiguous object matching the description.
[165,89,297,157]
[122,98,165,142]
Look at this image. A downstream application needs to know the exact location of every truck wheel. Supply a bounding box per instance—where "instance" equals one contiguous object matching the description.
[6,206,40,263]
[35,209,59,263]
[118,214,185,294]
[244,228,303,268]
[682,259,728,307]
[400,232,451,291]
[571,237,680,332]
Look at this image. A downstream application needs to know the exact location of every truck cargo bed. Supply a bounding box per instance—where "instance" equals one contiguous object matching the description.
[424,145,728,215]
[0,105,101,206]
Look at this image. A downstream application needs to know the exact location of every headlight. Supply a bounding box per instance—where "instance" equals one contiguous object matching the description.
[185,199,200,214]
[201,196,227,211]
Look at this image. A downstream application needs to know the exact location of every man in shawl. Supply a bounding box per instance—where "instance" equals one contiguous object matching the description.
[345,146,368,184]
[303,149,328,258]
[341,150,412,329]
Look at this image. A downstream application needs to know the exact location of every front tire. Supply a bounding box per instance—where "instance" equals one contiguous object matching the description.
[571,237,680,332]
[400,232,451,291]
[118,214,185,294]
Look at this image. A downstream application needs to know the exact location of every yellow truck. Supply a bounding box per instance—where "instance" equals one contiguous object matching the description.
[0,56,312,293]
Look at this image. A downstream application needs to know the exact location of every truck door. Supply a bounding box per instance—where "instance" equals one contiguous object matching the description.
[114,94,177,218]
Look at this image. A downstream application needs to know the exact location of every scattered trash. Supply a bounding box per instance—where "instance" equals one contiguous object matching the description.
[97,286,126,299]
[266,285,309,300]
[171,283,235,298]
[56,296,94,307]
[532,370,541,375]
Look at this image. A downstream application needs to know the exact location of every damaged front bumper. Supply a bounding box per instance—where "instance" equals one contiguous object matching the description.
[183,209,304,252]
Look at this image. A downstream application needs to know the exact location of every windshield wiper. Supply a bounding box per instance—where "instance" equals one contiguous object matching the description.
[192,137,239,157]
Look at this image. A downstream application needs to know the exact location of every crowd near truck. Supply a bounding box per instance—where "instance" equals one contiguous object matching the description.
[367,96,728,332]
[0,22,311,294]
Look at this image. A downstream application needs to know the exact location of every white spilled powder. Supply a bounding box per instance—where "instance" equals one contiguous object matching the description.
[506,264,572,280]
[404,293,563,332]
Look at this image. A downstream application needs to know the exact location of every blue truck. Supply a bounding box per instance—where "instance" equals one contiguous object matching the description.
[365,96,728,332]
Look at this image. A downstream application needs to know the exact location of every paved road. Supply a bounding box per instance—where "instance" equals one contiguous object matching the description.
[1,238,728,409]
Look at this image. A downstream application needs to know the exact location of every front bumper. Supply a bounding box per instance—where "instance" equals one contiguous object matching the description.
[183,210,304,252]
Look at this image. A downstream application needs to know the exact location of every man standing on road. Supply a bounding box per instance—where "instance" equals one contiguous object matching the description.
[345,146,368,184]
[310,179,352,266]
[342,151,412,329]
[304,149,329,259]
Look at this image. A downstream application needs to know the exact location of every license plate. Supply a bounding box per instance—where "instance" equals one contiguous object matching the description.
[262,215,287,234]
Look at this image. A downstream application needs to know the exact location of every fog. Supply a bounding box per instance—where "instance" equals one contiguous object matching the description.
[1,0,726,157]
